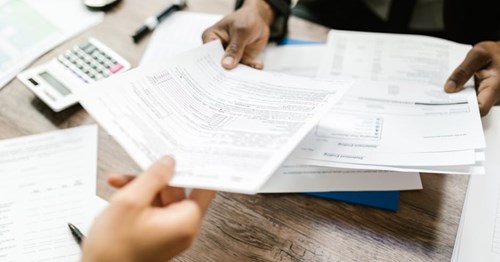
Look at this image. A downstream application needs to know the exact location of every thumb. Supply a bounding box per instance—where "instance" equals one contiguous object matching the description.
[477,78,500,116]
[118,156,176,206]
[221,30,251,70]
[445,45,491,93]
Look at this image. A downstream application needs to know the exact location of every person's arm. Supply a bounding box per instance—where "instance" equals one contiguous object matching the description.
[81,156,216,262]
[445,41,500,116]
[202,0,291,70]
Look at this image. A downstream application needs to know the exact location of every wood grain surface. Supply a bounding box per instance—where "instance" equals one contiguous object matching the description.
[0,0,467,261]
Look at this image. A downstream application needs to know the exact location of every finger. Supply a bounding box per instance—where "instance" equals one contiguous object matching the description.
[201,26,228,44]
[146,191,216,254]
[118,156,176,206]
[107,174,135,188]
[241,57,264,70]
[445,45,491,93]
[238,31,269,69]
[188,189,216,215]
[147,200,204,260]
[159,186,186,206]
[201,29,218,44]
[477,81,500,116]
[222,28,251,69]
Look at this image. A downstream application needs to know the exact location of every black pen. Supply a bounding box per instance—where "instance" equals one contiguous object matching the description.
[132,0,187,43]
[68,222,85,246]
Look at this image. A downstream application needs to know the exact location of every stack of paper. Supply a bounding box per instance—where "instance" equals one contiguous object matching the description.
[79,12,486,195]
[286,30,485,175]
[133,11,423,194]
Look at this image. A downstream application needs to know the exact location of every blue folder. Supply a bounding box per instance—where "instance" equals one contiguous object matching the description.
[304,191,399,211]
[277,38,400,211]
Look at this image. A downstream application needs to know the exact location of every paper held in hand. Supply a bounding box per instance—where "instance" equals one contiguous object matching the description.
[79,41,351,194]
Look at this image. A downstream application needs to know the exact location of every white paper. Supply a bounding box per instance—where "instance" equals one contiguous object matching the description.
[140,11,222,65]
[0,0,103,89]
[262,44,325,77]
[293,30,485,173]
[0,125,98,261]
[260,160,422,192]
[318,30,474,86]
[300,159,485,175]
[295,80,485,155]
[260,43,423,192]
[80,41,350,194]
[452,107,500,261]
[295,147,479,167]
[141,19,422,193]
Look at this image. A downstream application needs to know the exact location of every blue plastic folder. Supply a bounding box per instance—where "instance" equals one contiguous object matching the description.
[278,38,400,211]
[304,191,399,211]
[278,38,324,45]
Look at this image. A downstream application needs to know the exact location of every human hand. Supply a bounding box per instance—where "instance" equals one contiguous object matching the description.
[81,156,216,262]
[445,41,500,116]
[202,0,274,70]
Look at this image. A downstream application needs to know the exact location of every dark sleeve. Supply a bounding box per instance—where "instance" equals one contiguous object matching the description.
[443,0,500,44]
[235,0,292,41]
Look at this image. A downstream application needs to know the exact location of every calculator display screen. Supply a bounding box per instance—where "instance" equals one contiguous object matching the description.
[39,72,71,96]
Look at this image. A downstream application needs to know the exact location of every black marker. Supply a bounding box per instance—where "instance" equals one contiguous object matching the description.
[68,223,85,246]
[132,0,187,43]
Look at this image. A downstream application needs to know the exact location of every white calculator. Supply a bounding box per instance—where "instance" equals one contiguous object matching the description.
[17,38,131,112]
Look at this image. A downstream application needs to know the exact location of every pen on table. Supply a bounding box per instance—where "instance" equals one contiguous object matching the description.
[132,0,187,43]
[68,222,85,246]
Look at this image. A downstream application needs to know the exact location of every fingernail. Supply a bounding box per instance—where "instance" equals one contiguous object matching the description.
[252,63,263,70]
[160,156,175,167]
[222,56,234,67]
[445,81,457,92]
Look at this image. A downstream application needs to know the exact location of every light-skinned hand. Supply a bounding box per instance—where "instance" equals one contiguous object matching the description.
[202,0,274,70]
[82,156,216,262]
[445,41,500,116]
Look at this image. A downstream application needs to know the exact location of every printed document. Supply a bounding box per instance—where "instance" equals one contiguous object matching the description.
[80,41,350,194]
[141,19,422,192]
[452,107,500,261]
[0,125,98,261]
[262,44,325,77]
[292,30,485,173]
[0,0,103,88]
[260,44,422,191]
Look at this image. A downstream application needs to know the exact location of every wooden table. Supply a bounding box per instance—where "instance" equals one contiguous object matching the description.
[0,0,468,261]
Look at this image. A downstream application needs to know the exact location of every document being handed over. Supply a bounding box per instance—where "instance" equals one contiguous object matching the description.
[293,30,485,174]
[80,41,350,194]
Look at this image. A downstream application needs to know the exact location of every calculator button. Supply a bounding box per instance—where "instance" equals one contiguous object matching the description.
[57,54,66,63]
[42,39,130,91]
[109,64,124,73]
[82,45,97,54]
[79,42,92,50]
[104,61,114,68]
